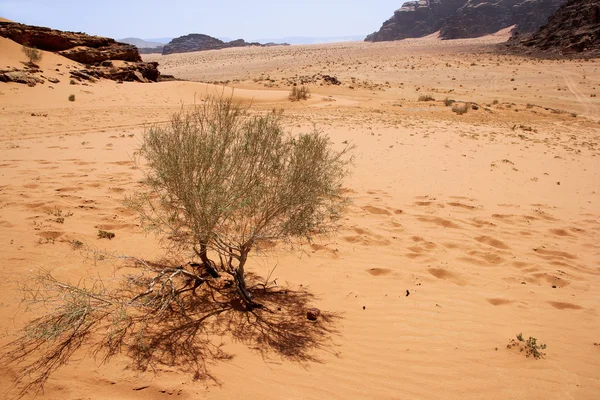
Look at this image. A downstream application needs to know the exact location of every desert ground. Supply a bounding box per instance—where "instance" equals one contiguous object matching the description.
[1,29,600,399]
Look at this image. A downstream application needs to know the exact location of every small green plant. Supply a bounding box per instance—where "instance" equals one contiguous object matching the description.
[22,44,42,66]
[418,94,435,102]
[46,207,73,224]
[444,98,455,107]
[68,94,76,102]
[452,103,469,115]
[289,85,310,101]
[507,333,547,359]
[97,230,115,240]
[71,240,84,249]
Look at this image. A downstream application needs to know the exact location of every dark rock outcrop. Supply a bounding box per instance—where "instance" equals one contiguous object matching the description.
[69,62,160,83]
[0,21,160,82]
[0,70,45,86]
[440,0,566,39]
[365,0,468,41]
[507,0,600,57]
[365,0,567,41]
[0,21,141,61]
[162,33,281,55]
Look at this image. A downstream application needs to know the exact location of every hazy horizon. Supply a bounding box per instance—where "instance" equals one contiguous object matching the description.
[0,0,399,40]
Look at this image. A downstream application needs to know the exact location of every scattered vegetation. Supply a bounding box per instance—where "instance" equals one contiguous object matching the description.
[289,85,310,101]
[21,44,42,66]
[444,98,455,107]
[418,94,435,102]
[68,94,76,102]
[2,95,351,396]
[97,230,115,240]
[452,102,470,115]
[507,333,547,359]
[46,207,73,224]
[71,240,84,249]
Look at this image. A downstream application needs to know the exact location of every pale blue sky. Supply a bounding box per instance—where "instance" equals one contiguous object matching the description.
[0,0,400,39]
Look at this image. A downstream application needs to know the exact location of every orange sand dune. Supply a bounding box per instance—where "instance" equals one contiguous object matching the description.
[0,35,599,399]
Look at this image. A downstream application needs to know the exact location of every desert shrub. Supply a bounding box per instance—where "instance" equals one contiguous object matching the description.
[0,96,350,396]
[21,45,42,66]
[68,94,76,102]
[128,95,352,308]
[97,230,115,240]
[507,333,547,359]
[444,98,455,107]
[418,94,435,102]
[452,102,469,115]
[289,85,310,101]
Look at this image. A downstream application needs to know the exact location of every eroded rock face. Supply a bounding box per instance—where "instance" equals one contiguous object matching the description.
[0,70,45,86]
[0,22,141,62]
[440,0,566,39]
[365,0,468,41]
[507,0,600,56]
[365,0,567,41]
[0,21,160,83]
[162,33,281,55]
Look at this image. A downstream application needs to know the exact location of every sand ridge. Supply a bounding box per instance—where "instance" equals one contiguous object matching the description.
[0,32,599,399]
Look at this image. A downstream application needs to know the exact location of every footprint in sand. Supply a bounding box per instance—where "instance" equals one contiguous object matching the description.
[447,202,477,210]
[417,216,461,229]
[487,298,513,306]
[427,268,467,286]
[366,268,392,276]
[362,205,392,215]
[475,236,510,250]
[549,228,574,237]
[533,248,577,260]
[548,301,583,310]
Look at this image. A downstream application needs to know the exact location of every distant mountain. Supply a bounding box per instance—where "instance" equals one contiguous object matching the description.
[162,33,289,55]
[251,36,366,45]
[119,37,165,48]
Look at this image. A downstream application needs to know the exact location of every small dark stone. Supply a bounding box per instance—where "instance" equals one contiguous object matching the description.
[307,308,321,321]
[552,285,557,288]
[406,290,410,297]
[363,306,366,310]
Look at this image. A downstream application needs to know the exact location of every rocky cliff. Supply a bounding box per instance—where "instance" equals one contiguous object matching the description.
[0,21,159,82]
[365,0,567,41]
[162,34,283,55]
[440,0,566,39]
[365,0,467,41]
[507,0,600,56]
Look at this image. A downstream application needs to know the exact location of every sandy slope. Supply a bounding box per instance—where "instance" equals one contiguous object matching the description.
[0,33,599,400]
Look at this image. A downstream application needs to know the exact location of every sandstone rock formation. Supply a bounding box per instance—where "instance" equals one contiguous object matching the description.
[507,0,600,57]
[365,0,467,41]
[0,21,159,82]
[365,0,567,41]
[440,0,566,39]
[162,34,284,55]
